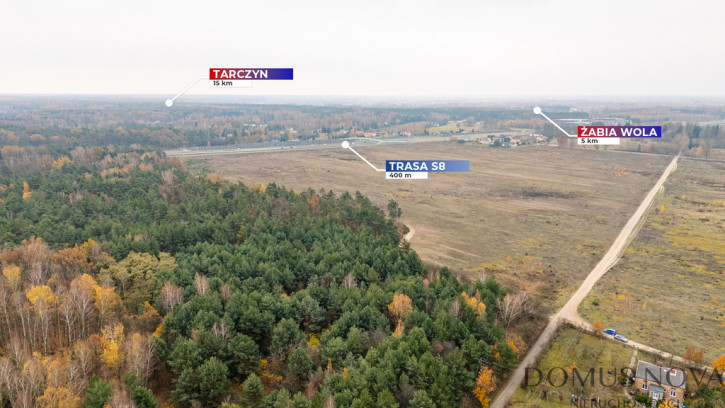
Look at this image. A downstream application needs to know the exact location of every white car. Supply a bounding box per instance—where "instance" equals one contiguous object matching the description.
[614,334,628,343]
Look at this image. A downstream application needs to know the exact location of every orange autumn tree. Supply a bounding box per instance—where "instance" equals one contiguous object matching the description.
[52,245,92,275]
[683,346,705,364]
[712,354,725,372]
[593,320,605,333]
[505,332,527,361]
[388,293,413,319]
[474,366,496,408]
[388,293,413,337]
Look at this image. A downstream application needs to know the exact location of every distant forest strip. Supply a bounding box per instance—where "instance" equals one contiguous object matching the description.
[1,99,724,155]
[0,100,539,148]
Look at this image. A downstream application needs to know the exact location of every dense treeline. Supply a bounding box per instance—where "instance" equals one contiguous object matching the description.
[617,122,725,155]
[0,152,522,407]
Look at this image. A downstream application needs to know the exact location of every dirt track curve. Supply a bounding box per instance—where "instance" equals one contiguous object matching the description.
[403,225,415,242]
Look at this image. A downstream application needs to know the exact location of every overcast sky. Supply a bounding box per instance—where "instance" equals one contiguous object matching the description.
[1,0,724,97]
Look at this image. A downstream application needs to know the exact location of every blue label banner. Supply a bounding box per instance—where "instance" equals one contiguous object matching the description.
[385,160,469,172]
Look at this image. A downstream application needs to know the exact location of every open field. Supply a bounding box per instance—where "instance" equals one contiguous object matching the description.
[706,147,725,161]
[426,122,480,134]
[190,143,671,314]
[425,122,534,140]
[580,158,725,363]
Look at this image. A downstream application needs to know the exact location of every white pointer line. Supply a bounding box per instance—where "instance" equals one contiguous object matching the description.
[341,141,385,172]
[165,76,205,107]
[533,106,575,138]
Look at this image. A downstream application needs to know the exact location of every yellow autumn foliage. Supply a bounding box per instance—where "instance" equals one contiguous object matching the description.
[52,156,73,171]
[26,285,58,312]
[100,323,124,371]
[36,386,81,408]
[22,181,32,200]
[2,265,21,290]
[712,354,725,372]
[308,333,320,347]
[462,290,487,317]
[388,292,413,320]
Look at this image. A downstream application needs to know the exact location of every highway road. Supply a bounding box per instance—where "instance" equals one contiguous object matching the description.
[491,156,680,408]
[165,136,449,158]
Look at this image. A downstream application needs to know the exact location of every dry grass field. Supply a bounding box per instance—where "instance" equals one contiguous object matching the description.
[580,158,725,362]
[187,143,671,313]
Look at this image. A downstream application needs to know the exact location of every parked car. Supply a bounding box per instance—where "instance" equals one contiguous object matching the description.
[614,334,628,343]
[604,328,617,336]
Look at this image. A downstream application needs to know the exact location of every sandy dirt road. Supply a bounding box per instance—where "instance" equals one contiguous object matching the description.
[403,225,415,242]
[491,156,679,408]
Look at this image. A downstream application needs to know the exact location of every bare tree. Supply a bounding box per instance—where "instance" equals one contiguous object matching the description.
[22,238,52,277]
[18,357,44,404]
[13,384,33,408]
[0,357,14,403]
[11,293,32,349]
[125,333,156,386]
[27,263,46,287]
[69,276,95,339]
[342,272,357,289]
[8,334,29,367]
[193,274,209,297]
[74,339,96,380]
[94,285,120,330]
[219,283,232,306]
[28,291,54,354]
[324,394,337,408]
[0,282,14,339]
[478,268,487,283]
[58,291,77,346]
[449,299,461,317]
[70,146,95,166]
[211,321,229,341]
[159,169,178,203]
[161,281,183,313]
[496,292,535,328]
[110,384,136,408]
